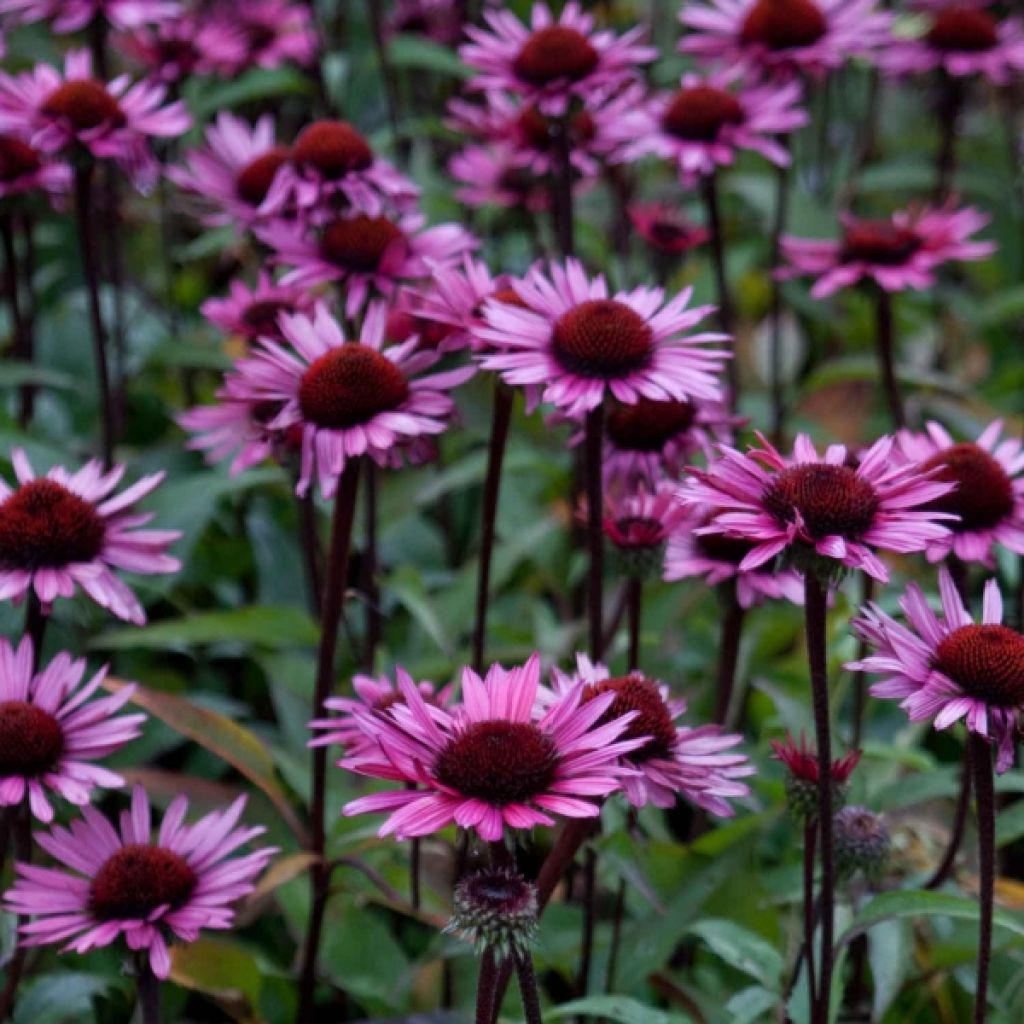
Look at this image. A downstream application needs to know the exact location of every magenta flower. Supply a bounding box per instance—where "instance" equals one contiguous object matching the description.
[0,133,69,202]
[234,301,474,497]
[205,0,318,71]
[263,119,419,222]
[682,433,955,582]
[4,785,276,978]
[115,16,247,84]
[602,484,689,553]
[449,142,557,212]
[680,0,892,77]
[608,69,806,184]
[849,569,1024,772]
[880,2,1024,85]
[341,654,644,841]
[896,420,1024,567]
[771,732,861,785]
[309,671,456,759]
[549,656,754,815]
[0,50,190,191]
[460,1,656,116]
[629,203,710,257]
[169,113,288,229]
[0,450,180,622]
[665,506,805,608]
[200,271,314,344]
[389,0,464,45]
[478,259,729,417]
[259,211,476,319]
[0,638,144,822]
[0,0,179,32]
[384,289,464,354]
[781,203,995,298]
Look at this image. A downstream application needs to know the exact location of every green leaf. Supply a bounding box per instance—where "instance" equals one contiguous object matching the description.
[91,606,319,651]
[996,799,1024,847]
[547,996,692,1024]
[388,35,470,79]
[189,67,312,120]
[868,920,910,1021]
[170,939,263,1022]
[687,919,783,989]
[103,677,306,843]
[0,362,77,390]
[388,567,454,657]
[13,973,119,1024]
[725,986,779,1024]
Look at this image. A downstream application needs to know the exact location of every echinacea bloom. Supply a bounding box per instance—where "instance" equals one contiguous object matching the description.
[549,656,754,814]
[0,0,179,32]
[781,203,995,298]
[389,0,463,45]
[449,143,556,212]
[0,50,190,191]
[665,506,805,607]
[608,69,806,184]
[629,203,710,257]
[879,1,1024,85]
[461,2,656,116]
[0,449,181,623]
[342,654,644,841]
[680,0,892,78]
[4,785,276,978]
[682,433,955,582]
[385,289,463,354]
[0,133,69,202]
[0,638,144,822]
[206,0,318,71]
[263,119,419,222]
[259,211,476,319]
[601,485,690,579]
[849,568,1024,772]
[478,259,729,417]
[116,16,248,86]
[169,113,288,229]
[200,271,314,344]
[309,671,455,759]
[771,732,861,790]
[235,301,474,497]
[897,420,1024,566]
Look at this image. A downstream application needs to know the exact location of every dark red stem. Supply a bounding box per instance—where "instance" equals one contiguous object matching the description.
[584,405,604,660]
[701,170,738,406]
[803,820,819,1016]
[875,288,904,429]
[626,577,641,672]
[714,583,746,726]
[768,151,791,446]
[926,743,972,890]
[971,732,994,1024]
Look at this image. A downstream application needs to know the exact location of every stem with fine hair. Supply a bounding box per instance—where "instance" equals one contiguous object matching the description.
[515,950,544,1024]
[552,120,575,258]
[768,151,791,446]
[714,582,746,726]
[700,170,738,406]
[971,732,995,1024]
[472,382,514,673]
[584,405,605,660]
[73,163,115,468]
[875,288,904,429]
[0,801,32,1018]
[577,847,597,998]
[804,571,835,1024]
[296,485,323,620]
[135,956,162,1024]
[475,948,499,1024]
[934,73,965,204]
[626,577,641,671]
[926,743,972,890]
[803,820,819,1016]
[362,462,381,670]
[296,460,363,1023]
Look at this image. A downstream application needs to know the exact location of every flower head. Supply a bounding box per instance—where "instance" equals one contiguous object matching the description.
[389,0,464,45]
[115,15,247,84]
[449,142,557,212]
[896,420,1024,567]
[0,450,180,623]
[834,806,890,880]
[234,301,473,496]
[849,569,1024,772]
[629,203,710,257]
[0,0,180,32]
[478,259,729,417]
[0,132,69,202]
[205,0,318,71]
[4,785,276,978]
[341,654,644,841]
[601,485,689,579]
[682,433,955,583]
[771,732,861,820]
[781,203,995,298]
[461,2,656,116]
[0,638,144,822]
[680,0,892,78]
[0,50,190,191]
[200,271,314,345]
[549,656,754,815]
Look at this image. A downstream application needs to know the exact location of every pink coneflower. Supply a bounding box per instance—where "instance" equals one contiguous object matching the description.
[309,671,456,759]
[896,420,1024,566]
[609,69,807,184]
[771,732,861,786]
[200,271,314,345]
[0,0,179,32]
[665,505,805,607]
[4,784,276,978]
[206,0,318,71]
[682,433,955,582]
[879,2,1024,85]
[260,211,476,319]
[781,203,995,298]
[549,656,754,814]
[0,449,180,623]
[389,0,463,45]
[115,15,247,85]
[0,133,68,201]
[478,259,729,417]
[0,50,190,191]
[629,203,710,257]
[234,301,474,497]
[601,484,690,579]
[0,638,144,822]
[449,143,555,212]
[849,568,1023,772]
[385,289,463,354]
[341,654,644,841]
[263,119,419,222]
[169,113,288,230]
[461,2,656,117]
[680,0,892,78]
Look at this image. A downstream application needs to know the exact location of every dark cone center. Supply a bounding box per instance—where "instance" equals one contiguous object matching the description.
[235,146,289,205]
[662,85,745,142]
[292,120,374,179]
[551,299,653,379]
[0,137,42,182]
[41,79,125,131]
[936,624,1024,706]
[762,463,879,540]
[840,220,922,266]
[239,299,293,339]
[321,215,403,273]
[298,344,410,429]
[583,675,676,761]
[89,845,198,920]
[927,7,999,52]
[921,441,1015,532]
[0,479,106,569]
[739,0,828,50]
[0,702,64,776]
[607,397,696,452]
[513,26,600,86]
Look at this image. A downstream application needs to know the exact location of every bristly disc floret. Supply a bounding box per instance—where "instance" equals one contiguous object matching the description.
[448,868,538,958]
